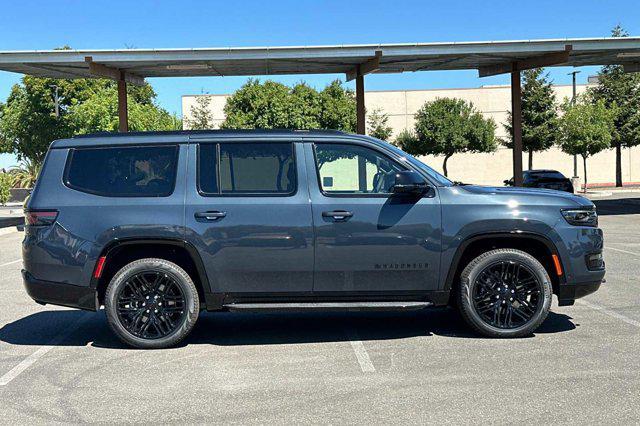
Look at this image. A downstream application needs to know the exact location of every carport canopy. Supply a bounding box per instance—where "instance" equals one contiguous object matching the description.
[1,37,640,185]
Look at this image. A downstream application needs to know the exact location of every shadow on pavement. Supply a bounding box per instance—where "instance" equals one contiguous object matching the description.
[592,197,640,216]
[0,308,576,349]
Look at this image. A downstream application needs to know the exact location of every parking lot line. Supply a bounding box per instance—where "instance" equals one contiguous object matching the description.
[577,299,640,329]
[0,312,91,386]
[605,246,640,257]
[0,259,21,268]
[346,328,375,373]
[350,340,375,372]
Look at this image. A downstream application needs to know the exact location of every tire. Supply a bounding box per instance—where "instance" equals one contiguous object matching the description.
[104,258,200,349]
[457,248,552,338]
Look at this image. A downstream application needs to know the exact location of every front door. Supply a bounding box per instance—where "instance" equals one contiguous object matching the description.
[185,140,314,294]
[305,140,441,294]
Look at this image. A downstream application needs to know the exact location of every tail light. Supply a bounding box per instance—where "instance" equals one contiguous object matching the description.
[25,210,58,226]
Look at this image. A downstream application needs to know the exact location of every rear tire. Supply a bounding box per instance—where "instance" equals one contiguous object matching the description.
[104,258,199,349]
[457,249,552,338]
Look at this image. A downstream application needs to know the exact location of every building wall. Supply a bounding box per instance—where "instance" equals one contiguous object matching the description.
[182,84,638,186]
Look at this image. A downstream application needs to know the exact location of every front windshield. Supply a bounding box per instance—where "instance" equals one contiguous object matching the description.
[370,137,453,186]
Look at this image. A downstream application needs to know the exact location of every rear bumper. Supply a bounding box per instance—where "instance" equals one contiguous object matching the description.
[557,280,602,306]
[22,270,97,311]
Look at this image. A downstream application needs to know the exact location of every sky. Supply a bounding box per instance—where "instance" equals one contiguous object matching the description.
[1,0,639,168]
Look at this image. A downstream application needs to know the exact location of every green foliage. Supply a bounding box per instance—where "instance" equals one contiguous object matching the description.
[589,25,640,186]
[70,86,180,134]
[0,64,180,164]
[0,172,11,205]
[394,128,418,149]
[408,98,497,176]
[558,97,615,190]
[185,96,215,130]
[503,68,559,169]
[367,108,393,140]
[8,158,41,188]
[221,79,355,131]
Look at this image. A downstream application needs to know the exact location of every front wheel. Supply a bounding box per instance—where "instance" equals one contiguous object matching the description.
[457,249,552,338]
[104,258,200,349]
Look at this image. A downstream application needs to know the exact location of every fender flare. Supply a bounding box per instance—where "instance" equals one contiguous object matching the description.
[90,238,211,294]
[443,231,564,292]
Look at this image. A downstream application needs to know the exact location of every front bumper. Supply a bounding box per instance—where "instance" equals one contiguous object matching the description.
[557,280,602,306]
[22,270,97,311]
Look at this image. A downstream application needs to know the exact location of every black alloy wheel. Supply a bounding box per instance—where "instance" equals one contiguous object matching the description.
[116,270,187,339]
[105,258,199,349]
[458,248,553,338]
[472,260,541,329]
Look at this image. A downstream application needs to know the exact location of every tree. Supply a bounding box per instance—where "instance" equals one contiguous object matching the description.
[394,128,418,148]
[407,98,497,177]
[558,98,615,192]
[503,68,559,169]
[589,25,640,187]
[69,85,180,134]
[185,96,215,130]
[367,108,393,140]
[0,73,179,164]
[221,79,355,131]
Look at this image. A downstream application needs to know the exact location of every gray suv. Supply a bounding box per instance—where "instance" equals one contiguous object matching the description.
[22,130,605,348]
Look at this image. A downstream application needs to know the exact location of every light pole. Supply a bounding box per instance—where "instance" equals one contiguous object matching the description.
[568,71,581,178]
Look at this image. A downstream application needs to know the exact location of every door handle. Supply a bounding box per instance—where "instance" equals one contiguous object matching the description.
[195,211,227,221]
[322,210,353,221]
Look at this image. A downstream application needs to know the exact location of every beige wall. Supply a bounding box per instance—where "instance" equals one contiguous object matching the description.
[182,84,638,186]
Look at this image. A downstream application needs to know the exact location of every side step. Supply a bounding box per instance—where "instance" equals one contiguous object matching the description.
[223,301,433,313]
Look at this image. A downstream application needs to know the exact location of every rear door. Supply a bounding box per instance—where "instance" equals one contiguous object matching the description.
[304,139,442,294]
[185,139,314,294]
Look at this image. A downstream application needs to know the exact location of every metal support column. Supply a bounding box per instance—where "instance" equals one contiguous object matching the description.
[356,73,365,135]
[511,65,523,187]
[117,75,129,132]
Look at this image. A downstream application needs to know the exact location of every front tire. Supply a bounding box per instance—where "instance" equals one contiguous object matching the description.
[458,249,552,338]
[104,258,199,349]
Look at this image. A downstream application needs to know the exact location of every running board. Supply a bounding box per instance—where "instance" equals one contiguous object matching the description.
[223,301,433,313]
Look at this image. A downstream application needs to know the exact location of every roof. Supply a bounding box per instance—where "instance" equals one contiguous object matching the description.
[2,37,640,80]
[53,129,358,148]
[72,129,347,138]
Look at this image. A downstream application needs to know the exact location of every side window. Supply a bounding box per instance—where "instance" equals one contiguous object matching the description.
[65,145,178,197]
[314,143,405,195]
[198,142,296,195]
[198,144,218,194]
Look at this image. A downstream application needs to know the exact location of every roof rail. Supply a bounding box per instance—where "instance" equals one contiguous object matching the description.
[73,129,349,139]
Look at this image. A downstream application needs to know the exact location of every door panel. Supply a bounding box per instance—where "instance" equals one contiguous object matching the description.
[305,141,441,293]
[185,141,314,294]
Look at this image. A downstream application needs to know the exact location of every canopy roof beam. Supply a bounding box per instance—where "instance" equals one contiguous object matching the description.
[478,45,573,77]
[346,50,382,82]
[84,57,145,86]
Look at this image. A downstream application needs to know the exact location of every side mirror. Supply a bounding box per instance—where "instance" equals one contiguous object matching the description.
[392,171,428,194]
[503,178,513,186]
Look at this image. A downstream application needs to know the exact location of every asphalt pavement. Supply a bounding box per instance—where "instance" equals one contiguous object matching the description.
[0,194,638,424]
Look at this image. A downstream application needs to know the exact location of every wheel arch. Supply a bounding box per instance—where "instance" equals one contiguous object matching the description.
[91,238,211,306]
[444,232,564,303]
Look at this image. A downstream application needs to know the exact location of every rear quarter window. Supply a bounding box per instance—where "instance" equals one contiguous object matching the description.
[64,145,179,197]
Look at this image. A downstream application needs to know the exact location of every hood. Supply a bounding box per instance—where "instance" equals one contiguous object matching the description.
[455,185,593,207]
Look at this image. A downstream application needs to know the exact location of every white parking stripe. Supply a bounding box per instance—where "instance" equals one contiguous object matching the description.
[0,312,91,386]
[577,299,640,329]
[605,246,640,257]
[0,259,21,268]
[350,340,375,372]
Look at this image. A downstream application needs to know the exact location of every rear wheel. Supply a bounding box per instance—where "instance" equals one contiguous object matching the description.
[457,249,552,338]
[105,258,199,349]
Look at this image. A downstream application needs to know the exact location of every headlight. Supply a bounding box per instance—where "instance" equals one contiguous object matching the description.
[561,208,598,227]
